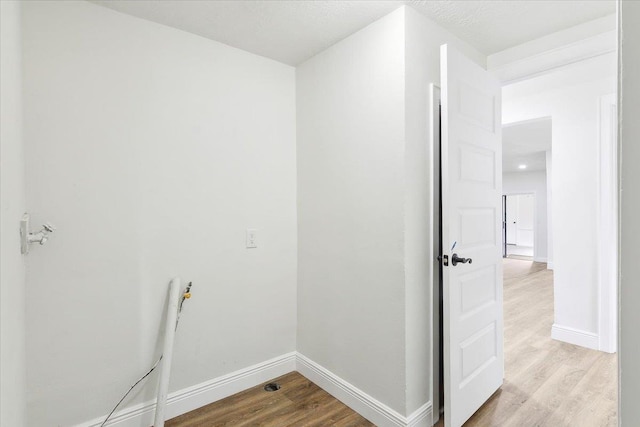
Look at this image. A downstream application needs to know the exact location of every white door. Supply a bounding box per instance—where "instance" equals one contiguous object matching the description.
[506,196,517,244]
[441,44,504,427]
[516,194,534,246]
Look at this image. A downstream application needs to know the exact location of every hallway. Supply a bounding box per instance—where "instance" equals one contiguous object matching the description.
[444,259,617,426]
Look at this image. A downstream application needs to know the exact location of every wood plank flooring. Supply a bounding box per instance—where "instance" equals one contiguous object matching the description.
[437,258,618,427]
[167,258,617,427]
[165,371,374,427]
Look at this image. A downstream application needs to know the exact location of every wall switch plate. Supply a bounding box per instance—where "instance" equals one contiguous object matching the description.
[246,229,258,248]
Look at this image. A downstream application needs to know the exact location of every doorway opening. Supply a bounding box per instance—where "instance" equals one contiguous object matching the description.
[501,117,551,264]
[431,47,618,426]
[503,193,535,259]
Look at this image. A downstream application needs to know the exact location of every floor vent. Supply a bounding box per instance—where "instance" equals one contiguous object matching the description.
[263,382,281,392]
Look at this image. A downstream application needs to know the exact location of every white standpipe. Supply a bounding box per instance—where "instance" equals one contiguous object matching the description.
[153,277,181,427]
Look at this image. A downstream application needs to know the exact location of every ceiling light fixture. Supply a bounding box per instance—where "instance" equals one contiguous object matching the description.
[518,164,527,170]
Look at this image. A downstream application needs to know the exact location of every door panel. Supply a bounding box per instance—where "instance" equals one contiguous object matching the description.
[516,194,534,247]
[506,196,517,244]
[441,44,503,427]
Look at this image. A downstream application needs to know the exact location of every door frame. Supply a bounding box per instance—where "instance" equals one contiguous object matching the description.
[598,92,618,353]
[503,192,537,259]
[431,66,619,427]
[429,83,443,424]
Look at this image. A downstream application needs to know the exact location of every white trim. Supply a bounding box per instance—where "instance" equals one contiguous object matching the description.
[488,29,616,84]
[77,352,433,427]
[488,15,615,71]
[597,93,619,354]
[551,324,599,350]
[296,353,433,427]
[406,402,433,427]
[77,352,432,427]
[429,83,441,427]
[545,150,553,271]
[76,352,296,427]
[534,257,547,263]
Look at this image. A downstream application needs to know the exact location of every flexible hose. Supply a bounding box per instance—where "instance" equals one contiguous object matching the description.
[99,282,193,427]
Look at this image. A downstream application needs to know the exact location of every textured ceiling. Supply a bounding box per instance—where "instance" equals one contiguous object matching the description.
[90,1,402,65]
[408,0,615,55]
[90,0,616,66]
[503,118,552,173]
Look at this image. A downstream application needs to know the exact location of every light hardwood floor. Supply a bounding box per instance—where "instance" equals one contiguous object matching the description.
[166,371,374,427]
[437,258,617,427]
[167,258,617,427]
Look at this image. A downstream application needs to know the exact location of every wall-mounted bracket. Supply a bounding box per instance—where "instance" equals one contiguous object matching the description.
[21,213,55,254]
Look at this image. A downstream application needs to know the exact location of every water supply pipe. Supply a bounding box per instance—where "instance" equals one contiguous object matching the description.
[153,277,181,427]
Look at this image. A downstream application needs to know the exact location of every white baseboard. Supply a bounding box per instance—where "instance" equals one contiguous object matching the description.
[534,257,547,263]
[551,324,599,350]
[405,401,433,427]
[77,352,296,427]
[296,353,432,427]
[78,352,431,427]
[547,262,554,270]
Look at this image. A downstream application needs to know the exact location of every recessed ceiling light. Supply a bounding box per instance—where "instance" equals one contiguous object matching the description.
[518,164,527,169]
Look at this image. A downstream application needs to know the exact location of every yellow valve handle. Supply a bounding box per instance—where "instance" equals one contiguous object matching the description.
[183,292,191,299]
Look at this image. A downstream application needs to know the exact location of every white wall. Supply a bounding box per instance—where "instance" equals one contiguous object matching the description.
[296,7,407,414]
[0,2,27,426]
[502,52,616,348]
[620,1,640,424]
[21,2,297,426]
[503,171,548,262]
[297,5,484,418]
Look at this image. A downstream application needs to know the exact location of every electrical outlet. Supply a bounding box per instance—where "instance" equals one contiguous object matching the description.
[246,229,258,248]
